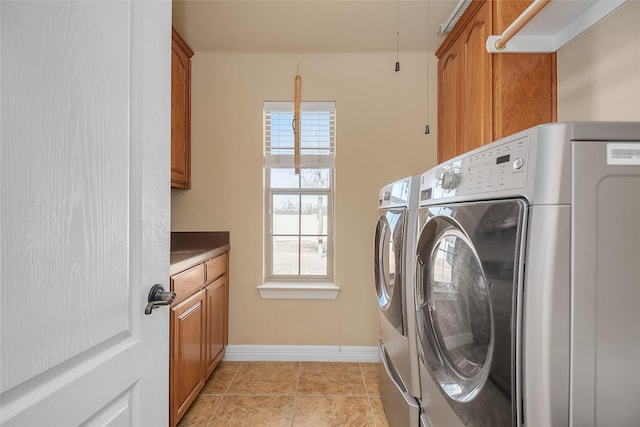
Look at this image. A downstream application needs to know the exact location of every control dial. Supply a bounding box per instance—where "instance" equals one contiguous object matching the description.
[437,166,459,191]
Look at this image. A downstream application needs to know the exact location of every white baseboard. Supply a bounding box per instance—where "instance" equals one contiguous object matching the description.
[223,345,380,363]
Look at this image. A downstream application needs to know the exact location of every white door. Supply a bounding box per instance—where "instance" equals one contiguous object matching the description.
[0,1,171,425]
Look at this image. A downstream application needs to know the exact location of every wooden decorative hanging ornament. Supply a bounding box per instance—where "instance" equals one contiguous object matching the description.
[293,66,301,174]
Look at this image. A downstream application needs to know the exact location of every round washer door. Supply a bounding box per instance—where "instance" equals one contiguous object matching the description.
[416,215,493,403]
[374,210,405,333]
[374,215,393,309]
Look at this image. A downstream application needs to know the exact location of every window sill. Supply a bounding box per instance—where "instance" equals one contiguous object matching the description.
[257,282,341,300]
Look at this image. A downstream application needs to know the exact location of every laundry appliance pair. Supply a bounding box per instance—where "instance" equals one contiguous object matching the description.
[377,122,640,426]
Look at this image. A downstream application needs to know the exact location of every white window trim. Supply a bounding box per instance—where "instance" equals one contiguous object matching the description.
[257,282,341,300]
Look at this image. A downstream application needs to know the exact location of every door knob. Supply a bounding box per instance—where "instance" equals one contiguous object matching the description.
[145,284,176,315]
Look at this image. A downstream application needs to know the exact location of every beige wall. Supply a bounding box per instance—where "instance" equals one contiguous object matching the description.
[557,1,640,120]
[172,0,639,348]
[171,51,438,346]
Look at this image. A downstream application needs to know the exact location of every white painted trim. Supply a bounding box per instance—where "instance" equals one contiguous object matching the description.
[257,282,340,300]
[223,345,380,363]
[486,0,627,53]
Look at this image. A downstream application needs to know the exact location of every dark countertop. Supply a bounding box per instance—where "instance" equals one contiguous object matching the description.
[170,231,230,276]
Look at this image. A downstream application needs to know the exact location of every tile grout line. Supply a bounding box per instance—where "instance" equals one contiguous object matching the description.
[225,361,243,394]
[205,361,244,427]
[360,362,378,426]
[291,361,301,427]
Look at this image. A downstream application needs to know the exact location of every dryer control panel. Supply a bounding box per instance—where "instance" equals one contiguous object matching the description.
[421,135,530,202]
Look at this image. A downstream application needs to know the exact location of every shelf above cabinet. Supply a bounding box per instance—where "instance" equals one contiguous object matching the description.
[486,0,628,53]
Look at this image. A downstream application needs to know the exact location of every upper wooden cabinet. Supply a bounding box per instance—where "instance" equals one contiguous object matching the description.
[438,38,463,163]
[436,0,556,163]
[171,28,194,189]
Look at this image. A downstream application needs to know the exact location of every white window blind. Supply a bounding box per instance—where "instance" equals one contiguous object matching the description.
[264,101,335,169]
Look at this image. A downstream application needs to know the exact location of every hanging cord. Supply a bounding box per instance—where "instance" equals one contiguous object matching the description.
[425,0,430,134]
[395,0,400,71]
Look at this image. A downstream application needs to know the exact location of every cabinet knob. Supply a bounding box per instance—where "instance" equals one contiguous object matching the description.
[145,284,176,315]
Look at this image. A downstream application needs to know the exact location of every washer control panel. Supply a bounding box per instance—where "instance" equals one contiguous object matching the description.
[423,135,530,201]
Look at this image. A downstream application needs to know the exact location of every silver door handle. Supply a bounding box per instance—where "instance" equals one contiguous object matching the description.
[144,284,176,315]
[416,257,425,308]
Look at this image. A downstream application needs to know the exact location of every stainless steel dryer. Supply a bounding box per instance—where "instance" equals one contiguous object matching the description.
[414,122,640,426]
[375,176,421,427]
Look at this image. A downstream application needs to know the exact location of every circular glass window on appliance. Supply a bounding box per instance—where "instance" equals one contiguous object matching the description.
[374,216,395,309]
[426,227,493,403]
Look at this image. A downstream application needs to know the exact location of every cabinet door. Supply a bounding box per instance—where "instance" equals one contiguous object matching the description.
[462,1,492,153]
[437,38,463,163]
[494,53,556,139]
[492,0,556,139]
[170,290,206,427]
[205,275,227,377]
[171,28,193,189]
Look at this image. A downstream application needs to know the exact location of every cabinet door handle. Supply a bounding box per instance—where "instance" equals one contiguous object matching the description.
[145,284,176,315]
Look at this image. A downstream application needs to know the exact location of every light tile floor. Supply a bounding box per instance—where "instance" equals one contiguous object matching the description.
[177,361,390,427]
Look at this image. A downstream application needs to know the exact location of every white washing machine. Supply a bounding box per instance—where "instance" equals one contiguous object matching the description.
[414,122,640,426]
[375,176,421,426]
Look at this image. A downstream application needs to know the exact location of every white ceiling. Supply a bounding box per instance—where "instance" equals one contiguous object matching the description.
[172,0,460,53]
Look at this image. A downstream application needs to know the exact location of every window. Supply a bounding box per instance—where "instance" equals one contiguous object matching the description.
[261,101,338,298]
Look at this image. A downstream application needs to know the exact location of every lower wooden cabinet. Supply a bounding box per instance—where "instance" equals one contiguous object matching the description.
[170,252,229,427]
[205,276,227,377]
[170,290,206,427]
